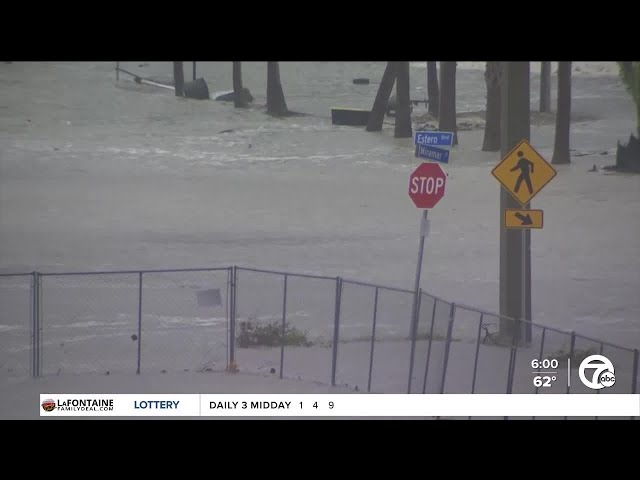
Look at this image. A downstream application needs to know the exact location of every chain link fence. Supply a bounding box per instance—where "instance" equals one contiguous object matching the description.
[140,269,230,374]
[234,267,338,385]
[1,266,638,411]
[40,273,139,376]
[0,274,34,377]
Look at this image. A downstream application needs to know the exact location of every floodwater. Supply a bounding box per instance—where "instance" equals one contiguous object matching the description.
[1,62,639,354]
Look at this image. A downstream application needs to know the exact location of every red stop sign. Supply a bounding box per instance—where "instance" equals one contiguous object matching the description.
[408,162,447,209]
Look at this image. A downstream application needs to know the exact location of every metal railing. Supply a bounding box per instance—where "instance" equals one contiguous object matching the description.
[1,266,638,405]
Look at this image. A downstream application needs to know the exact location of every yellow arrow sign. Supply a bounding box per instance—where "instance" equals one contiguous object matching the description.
[492,139,557,205]
[505,209,544,229]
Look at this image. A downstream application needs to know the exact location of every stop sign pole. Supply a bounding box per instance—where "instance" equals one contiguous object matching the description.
[406,162,447,393]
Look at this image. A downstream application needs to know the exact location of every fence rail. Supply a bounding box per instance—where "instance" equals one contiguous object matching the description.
[1,266,638,408]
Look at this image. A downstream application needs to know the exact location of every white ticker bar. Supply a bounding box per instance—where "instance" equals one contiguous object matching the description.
[40,394,640,417]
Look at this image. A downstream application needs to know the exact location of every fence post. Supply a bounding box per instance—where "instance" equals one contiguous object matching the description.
[470,313,484,395]
[31,272,36,377]
[331,277,342,387]
[35,272,41,377]
[506,346,517,394]
[280,274,288,380]
[116,62,119,81]
[407,288,422,393]
[508,323,520,395]
[137,272,143,375]
[632,349,638,395]
[229,266,237,368]
[226,267,231,370]
[503,346,517,420]
[439,302,456,394]
[367,287,379,393]
[421,298,438,394]
[534,327,547,395]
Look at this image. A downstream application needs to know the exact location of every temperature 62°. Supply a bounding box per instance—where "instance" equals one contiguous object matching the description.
[533,375,556,387]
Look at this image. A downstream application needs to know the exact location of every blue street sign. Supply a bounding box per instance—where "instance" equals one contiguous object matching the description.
[415,131,455,147]
[415,144,450,164]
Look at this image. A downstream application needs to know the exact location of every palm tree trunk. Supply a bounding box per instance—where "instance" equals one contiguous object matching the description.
[233,62,247,108]
[540,62,551,113]
[173,62,184,97]
[366,62,397,132]
[552,62,572,164]
[482,61,501,151]
[438,61,458,145]
[394,61,412,138]
[267,62,288,116]
[427,61,439,117]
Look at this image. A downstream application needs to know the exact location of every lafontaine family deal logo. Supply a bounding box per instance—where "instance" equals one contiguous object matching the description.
[41,399,56,412]
[41,397,115,412]
[578,355,616,390]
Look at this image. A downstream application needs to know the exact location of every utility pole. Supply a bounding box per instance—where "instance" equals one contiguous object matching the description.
[499,62,531,342]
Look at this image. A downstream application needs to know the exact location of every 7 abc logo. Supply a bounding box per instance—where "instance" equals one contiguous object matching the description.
[578,355,616,390]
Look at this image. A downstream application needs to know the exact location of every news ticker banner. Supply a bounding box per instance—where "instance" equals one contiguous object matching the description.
[40,394,640,417]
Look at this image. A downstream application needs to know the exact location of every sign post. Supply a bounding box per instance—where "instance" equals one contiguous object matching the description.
[492,137,557,342]
[406,161,447,393]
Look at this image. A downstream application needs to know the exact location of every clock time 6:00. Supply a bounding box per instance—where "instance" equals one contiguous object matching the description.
[531,358,558,369]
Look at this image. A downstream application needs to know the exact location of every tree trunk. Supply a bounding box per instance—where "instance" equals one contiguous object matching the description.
[618,62,640,136]
[427,61,439,117]
[540,61,551,113]
[266,62,288,116]
[173,62,184,97]
[233,62,247,108]
[552,62,572,164]
[366,62,397,132]
[482,61,501,151]
[394,62,413,138]
[438,61,458,146]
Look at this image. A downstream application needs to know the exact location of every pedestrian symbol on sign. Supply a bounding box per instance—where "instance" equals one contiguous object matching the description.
[510,151,534,195]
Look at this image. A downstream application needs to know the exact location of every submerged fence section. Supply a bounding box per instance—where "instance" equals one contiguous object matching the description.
[1,266,637,402]
[1,268,231,378]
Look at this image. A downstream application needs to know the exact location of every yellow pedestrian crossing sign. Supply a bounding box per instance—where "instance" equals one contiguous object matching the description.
[491,139,557,205]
